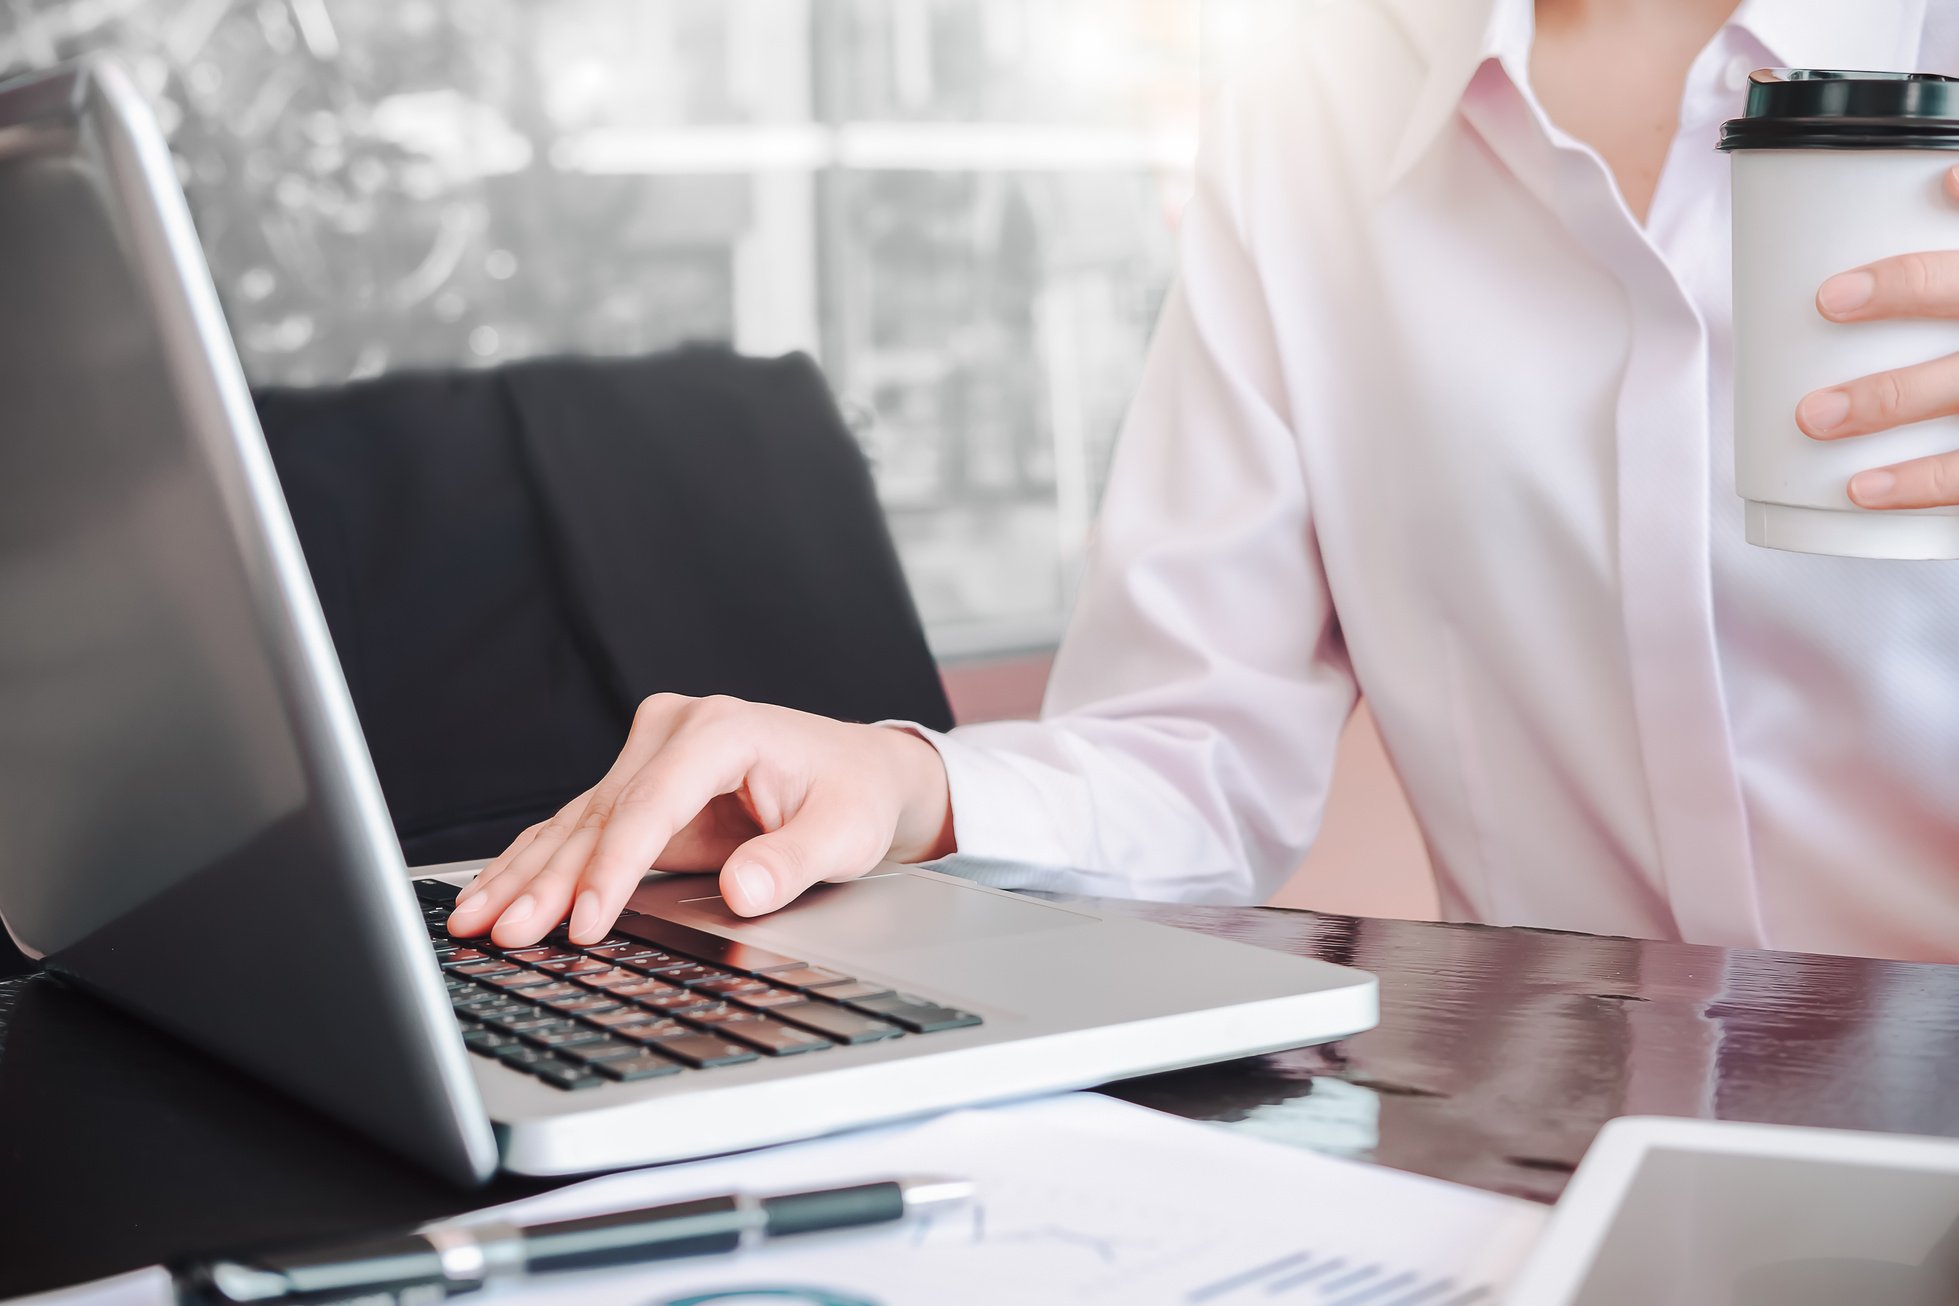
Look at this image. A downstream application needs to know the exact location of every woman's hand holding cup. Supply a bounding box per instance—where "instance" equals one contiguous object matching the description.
[1797,164,1959,510]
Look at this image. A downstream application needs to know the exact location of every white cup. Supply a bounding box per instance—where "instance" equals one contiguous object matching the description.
[1723,69,1959,559]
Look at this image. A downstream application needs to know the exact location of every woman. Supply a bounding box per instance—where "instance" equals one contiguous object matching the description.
[449,0,1959,964]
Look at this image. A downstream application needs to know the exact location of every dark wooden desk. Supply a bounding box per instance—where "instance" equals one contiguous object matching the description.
[3,903,1957,1299]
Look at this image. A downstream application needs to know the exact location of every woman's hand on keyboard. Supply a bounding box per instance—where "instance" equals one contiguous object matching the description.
[443,695,956,948]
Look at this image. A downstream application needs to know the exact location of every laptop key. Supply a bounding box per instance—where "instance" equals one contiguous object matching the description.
[557,1039,644,1066]
[524,982,583,1002]
[581,1006,655,1028]
[694,976,770,997]
[481,970,553,990]
[727,986,807,1011]
[595,1053,685,1082]
[635,988,714,1013]
[493,1043,553,1066]
[715,1019,834,1057]
[505,945,576,964]
[620,954,693,975]
[466,993,534,1013]
[522,1026,609,1050]
[659,964,731,987]
[771,1002,903,1045]
[451,960,520,978]
[573,967,647,991]
[481,1012,563,1035]
[462,1029,516,1053]
[601,976,674,999]
[585,942,664,963]
[757,965,852,990]
[808,980,894,1004]
[846,994,984,1033]
[535,957,611,976]
[606,1018,688,1044]
[645,1033,760,1068]
[530,1060,604,1091]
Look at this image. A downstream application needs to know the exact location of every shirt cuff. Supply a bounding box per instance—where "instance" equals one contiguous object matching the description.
[875,719,1117,896]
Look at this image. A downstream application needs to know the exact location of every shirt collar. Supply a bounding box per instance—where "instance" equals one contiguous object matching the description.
[1379,0,1929,189]
[1379,0,1526,186]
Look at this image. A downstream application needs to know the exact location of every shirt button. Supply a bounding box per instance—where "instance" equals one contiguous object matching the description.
[1724,54,1754,93]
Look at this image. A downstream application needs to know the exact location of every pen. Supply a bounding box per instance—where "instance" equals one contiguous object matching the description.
[180,1175,976,1306]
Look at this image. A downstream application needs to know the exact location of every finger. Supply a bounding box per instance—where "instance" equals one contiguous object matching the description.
[445,807,582,936]
[719,793,887,917]
[1797,352,1959,440]
[460,697,697,940]
[447,779,613,935]
[1817,248,1959,324]
[569,712,766,943]
[470,793,617,943]
[452,820,548,907]
[647,797,755,872]
[1847,450,1959,510]
[492,822,606,948]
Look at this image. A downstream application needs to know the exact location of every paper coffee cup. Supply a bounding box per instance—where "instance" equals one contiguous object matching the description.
[1721,69,1959,559]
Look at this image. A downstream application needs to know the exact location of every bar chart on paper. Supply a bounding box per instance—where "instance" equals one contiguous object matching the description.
[890,1183,1517,1305]
[1183,1251,1498,1303]
[459,1095,1547,1306]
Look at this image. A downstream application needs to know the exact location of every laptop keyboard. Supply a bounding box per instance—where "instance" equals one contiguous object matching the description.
[413,879,983,1092]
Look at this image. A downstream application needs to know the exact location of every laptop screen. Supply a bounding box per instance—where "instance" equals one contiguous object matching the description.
[0,57,497,1184]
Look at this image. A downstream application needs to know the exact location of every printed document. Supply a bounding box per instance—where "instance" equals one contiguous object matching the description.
[452,1093,1547,1306]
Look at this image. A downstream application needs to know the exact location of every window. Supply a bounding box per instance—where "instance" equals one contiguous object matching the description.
[2,0,1279,656]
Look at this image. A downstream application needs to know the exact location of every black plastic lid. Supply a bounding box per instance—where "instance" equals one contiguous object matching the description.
[1718,69,1959,151]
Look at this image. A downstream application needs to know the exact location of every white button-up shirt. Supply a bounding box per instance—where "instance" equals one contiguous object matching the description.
[920,0,1959,963]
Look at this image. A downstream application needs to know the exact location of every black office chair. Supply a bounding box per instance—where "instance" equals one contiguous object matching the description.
[0,346,948,978]
[253,345,954,866]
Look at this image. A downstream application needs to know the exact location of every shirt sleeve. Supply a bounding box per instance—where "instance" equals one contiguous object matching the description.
[900,90,1359,906]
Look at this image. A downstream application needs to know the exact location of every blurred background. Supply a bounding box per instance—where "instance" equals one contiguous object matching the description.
[0,0,1433,917]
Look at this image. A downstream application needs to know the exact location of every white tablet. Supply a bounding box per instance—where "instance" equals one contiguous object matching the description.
[1506,1116,1959,1306]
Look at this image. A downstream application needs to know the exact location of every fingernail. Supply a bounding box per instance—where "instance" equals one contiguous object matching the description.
[1850,469,1898,505]
[728,863,775,913]
[498,894,536,928]
[454,879,482,904]
[1799,388,1851,434]
[1818,269,1875,317]
[569,890,603,941]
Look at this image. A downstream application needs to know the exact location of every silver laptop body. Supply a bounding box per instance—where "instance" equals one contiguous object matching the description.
[0,57,1377,1186]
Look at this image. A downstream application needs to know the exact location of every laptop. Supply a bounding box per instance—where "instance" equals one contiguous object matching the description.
[0,56,1378,1187]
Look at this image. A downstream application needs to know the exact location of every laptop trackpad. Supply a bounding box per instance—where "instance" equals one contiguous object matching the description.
[648,872,1094,965]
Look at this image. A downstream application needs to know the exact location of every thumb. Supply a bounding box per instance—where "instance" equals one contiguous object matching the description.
[718,800,885,916]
